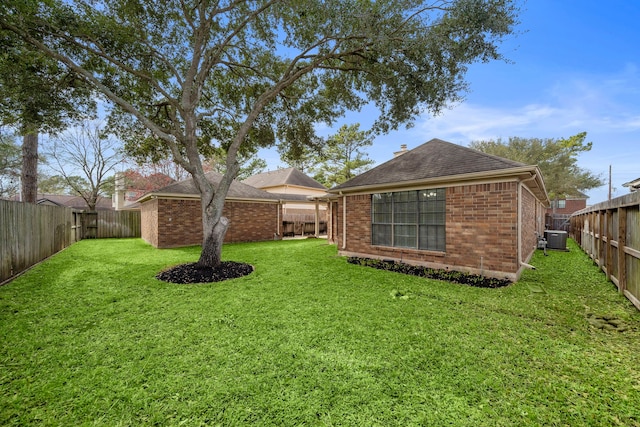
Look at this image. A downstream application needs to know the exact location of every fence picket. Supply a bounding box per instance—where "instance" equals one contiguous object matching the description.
[0,200,141,284]
[571,191,640,310]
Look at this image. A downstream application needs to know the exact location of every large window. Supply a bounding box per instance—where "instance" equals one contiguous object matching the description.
[371,188,445,251]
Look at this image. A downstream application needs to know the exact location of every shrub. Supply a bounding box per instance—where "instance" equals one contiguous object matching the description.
[346,257,511,288]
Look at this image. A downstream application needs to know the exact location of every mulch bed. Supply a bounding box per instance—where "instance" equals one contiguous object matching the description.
[347,257,511,288]
[156,261,254,284]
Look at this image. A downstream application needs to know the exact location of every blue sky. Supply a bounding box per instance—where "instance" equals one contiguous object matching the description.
[260,0,640,204]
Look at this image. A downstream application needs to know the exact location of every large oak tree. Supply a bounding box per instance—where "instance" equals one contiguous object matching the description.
[1,0,520,267]
[469,132,604,201]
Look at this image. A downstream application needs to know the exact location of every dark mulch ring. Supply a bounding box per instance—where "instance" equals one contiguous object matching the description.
[347,257,512,288]
[156,261,254,284]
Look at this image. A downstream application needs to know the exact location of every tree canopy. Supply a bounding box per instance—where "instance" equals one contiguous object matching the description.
[1,0,520,267]
[0,28,95,202]
[45,122,123,210]
[0,131,21,199]
[469,132,604,200]
[311,124,375,188]
[38,174,90,195]
[203,147,267,181]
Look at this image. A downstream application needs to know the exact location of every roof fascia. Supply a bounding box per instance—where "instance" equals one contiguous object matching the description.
[136,192,280,204]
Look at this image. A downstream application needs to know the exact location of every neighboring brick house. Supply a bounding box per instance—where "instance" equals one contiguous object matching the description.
[112,171,175,211]
[545,193,588,230]
[327,139,550,281]
[243,167,326,196]
[244,167,328,236]
[138,172,294,248]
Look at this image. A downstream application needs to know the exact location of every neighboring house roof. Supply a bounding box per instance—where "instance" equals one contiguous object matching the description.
[561,191,589,200]
[137,171,305,203]
[243,167,326,190]
[35,194,113,211]
[330,138,549,203]
[622,177,640,191]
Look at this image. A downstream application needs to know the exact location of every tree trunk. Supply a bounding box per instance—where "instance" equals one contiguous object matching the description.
[188,131,241,269]
[194,176,232,268]
[197,213,229,268]
[21,132,38,203]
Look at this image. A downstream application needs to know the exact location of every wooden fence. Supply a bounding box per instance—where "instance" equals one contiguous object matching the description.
[74,210,141,240]
[545,213,571,232]
[1,200,141,284]
[570,191,640,310]
[0,200,76,284]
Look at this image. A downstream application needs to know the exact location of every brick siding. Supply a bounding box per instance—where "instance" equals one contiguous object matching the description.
[332,181,546,280]
[141,198,280,248]
[546,198,587,215]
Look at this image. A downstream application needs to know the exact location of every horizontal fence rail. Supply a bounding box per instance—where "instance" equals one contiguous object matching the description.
[571,191,640,310]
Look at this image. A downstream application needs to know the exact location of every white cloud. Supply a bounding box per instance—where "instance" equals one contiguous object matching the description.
[411,68,640,144]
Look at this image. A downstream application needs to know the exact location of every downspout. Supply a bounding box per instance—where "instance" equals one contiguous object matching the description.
[342,193,347,250]
[328,199,333,243]
[315,199,320,237]
[277,200,281,238]
[519,174,538,270]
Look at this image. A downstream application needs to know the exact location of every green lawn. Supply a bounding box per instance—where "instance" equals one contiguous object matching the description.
[1,238,639,426]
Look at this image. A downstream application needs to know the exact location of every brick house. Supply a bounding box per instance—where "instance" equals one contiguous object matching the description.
[138,172,297,248]
[545,193,588,231]
[33,194,114,211]
[244,167,328,236]
[327,139,550,281]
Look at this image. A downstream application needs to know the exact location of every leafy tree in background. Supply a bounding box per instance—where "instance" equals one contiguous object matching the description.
[469,132,604,201]
[38,174,90,195]
[0,30,95,203]
[119,169,176,200]
[312,124,375,188]
[204,147,267,182]
[1,0,520,267]
[278,134,324,174]
[0,131,21,198]
[44,122,123,211]
[126,159,190,184]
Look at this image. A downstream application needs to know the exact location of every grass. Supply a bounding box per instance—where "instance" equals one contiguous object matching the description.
[1,238,639,426]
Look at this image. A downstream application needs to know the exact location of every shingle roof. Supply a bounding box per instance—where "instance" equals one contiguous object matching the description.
[138,171,321,203]
[331,138,529,192]
[140,171,281,201]
[35,194,113,210]
[622,177,640,190]
[243,167,326,190]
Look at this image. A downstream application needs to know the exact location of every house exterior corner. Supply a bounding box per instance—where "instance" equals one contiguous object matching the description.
[326,139,549,282]
[140,197,282,249]
[330,180,542,281]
